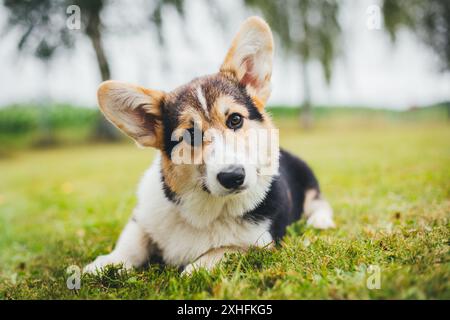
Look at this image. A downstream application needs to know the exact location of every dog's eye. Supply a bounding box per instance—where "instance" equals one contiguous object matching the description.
[226,113,243,130]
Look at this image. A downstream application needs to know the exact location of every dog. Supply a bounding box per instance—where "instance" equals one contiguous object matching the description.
[84,16,334,275]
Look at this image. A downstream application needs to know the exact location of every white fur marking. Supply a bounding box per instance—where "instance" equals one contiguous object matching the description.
[196,86,208,116]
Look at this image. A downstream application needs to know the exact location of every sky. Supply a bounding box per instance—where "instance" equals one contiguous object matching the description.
[0,0,449,110]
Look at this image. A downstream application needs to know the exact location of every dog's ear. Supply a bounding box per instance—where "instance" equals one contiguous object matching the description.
[220,16,274,105]
[97,80,165,148]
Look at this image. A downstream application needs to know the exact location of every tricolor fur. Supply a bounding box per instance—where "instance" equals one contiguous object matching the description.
[84,17,334,275]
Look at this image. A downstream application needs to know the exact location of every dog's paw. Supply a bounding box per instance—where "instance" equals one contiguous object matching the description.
[181,263,199,276]
[306,207,335,230]
[83,253,133,275]
[181,260,215,276]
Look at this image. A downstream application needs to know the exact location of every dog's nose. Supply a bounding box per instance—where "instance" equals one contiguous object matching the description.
[217,166,245,190]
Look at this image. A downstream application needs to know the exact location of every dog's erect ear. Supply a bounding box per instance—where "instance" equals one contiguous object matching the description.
[220,16,274,105]
[97,80,165,148]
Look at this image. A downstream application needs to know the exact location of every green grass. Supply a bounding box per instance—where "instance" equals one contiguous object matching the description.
[0,114,449,299]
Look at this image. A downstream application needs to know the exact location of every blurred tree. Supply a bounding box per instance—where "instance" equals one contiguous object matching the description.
[383,0,450,72]
[2,0,187,140]
[150,0,185,44]
[3,0,118,140]
[244,0,341,128]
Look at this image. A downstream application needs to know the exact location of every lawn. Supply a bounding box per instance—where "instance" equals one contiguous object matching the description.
[0,113,449,299]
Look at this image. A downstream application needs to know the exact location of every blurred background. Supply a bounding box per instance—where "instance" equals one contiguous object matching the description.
[0,0,449,154]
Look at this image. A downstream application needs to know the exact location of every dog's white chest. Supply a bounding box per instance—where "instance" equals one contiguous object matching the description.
[134,157,272,266]
[146,208,271,266]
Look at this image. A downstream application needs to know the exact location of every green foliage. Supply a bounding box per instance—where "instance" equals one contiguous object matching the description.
[0,104,98,135]
[0,105,101,155]
[0,105,39,134]
[0,115,448,299]
[382,0,450,72]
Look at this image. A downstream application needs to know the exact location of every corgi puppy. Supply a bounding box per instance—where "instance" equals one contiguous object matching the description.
[84,17,334,275]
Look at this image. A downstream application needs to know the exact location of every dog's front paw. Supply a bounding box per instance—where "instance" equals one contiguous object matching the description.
[181,263,201,276]
[83,253,133,275]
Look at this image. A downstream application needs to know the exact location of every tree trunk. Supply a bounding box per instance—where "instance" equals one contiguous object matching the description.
[34,61,57,148]
[86,9,120,141]
[300,60,313,129]
[87,13,110,81]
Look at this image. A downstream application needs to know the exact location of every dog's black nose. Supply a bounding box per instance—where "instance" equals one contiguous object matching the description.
[217,166,245,190]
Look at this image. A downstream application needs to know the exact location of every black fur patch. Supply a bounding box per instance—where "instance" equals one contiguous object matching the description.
[160,169,179,204]
[243,149,320,241]
[161,100,181,159]
[237,82,263,121]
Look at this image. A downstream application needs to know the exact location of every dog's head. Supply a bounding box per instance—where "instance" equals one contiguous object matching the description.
[98,17,278,198]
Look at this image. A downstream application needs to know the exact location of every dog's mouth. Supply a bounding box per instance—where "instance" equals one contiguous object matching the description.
[216,188,247,197]
[201,181,248,196]
[217,186,249,197]
[228,186,248,195]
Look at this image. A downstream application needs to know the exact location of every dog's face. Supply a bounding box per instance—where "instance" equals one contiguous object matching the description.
[98,17,278,198]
